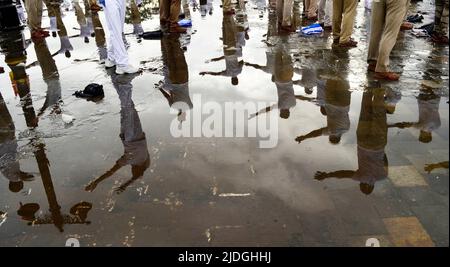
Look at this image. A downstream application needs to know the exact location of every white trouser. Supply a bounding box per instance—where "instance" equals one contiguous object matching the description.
[318,0,333,26]
[104,0,129,67]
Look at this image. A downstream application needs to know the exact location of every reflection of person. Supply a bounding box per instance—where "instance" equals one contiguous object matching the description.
[388,89,442,144]
[159,35,193,123]
[200,14,243,86]
[296,78,351,144]
[32,39,62,117]
[314,87,390,195]
[367,0,409,81]
[424,161,449,173]
[85,70,150,194]
[0,93,34,193]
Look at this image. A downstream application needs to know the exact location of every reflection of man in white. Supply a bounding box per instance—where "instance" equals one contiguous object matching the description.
[101,0,139,74]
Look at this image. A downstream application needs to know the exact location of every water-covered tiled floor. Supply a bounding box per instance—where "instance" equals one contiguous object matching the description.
[0,0,448,246]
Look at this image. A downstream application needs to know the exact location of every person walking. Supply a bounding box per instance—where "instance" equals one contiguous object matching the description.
[332,0,358,47]
[101,0,140,74]
[367,0,409,81]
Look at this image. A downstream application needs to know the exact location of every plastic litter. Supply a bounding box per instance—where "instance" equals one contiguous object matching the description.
[62,114,75,124]
[298,23,324,35]
[178,19,192,28]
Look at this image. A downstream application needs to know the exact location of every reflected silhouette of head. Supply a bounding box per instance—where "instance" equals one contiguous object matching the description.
[385,104,396,114]
[132,157,150,178]
[231,77,239,86]
[70,201,92,222]
[329,135,341,144]
[280,109,290,119]
[9,181,23,193]
[419,130,432,143]
[360,183,374,195]
[320,106,327,116]
[304,87,313,95]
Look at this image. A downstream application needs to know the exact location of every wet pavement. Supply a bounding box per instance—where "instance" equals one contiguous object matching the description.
[0,0,448,246]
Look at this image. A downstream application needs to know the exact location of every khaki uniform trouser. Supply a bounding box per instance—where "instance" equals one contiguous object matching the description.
[276,0,294,26]
[92,12,106,47]
[160,0,181,25]
[222,0,232,11]
[435,0,449,37]
[43,0,68,36]
[305,0,318,18]
[130,0,142,24]
[25,0,43,31]
[73,0,87,25]
[332,0,358,43]
[367,0,408,73]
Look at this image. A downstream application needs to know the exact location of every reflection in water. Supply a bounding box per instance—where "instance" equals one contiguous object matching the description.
[200,12,245,86]
[1,29,91,232]
[158,34,193,123]
[314,82,396,195]
[85,70,150,194]
[0,0,448,245]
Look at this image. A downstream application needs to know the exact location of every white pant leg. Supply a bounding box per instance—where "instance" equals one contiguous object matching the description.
[318,0,325,22]
[105,0,129,66]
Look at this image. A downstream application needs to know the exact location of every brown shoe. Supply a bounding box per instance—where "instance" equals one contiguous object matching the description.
[280,25,295,33]
[323,25,332,31]
[339,39,358,48]
[367,61,377,72]
[400,21,413,31]
[31,30,47,41]
[374,72,400,81]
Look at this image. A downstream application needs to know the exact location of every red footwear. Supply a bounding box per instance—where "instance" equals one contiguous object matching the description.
[39,29,50,37]
[31,30,47,41]
[90,3,102,12]
[374,72,400,81]
[400,21,413,31]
